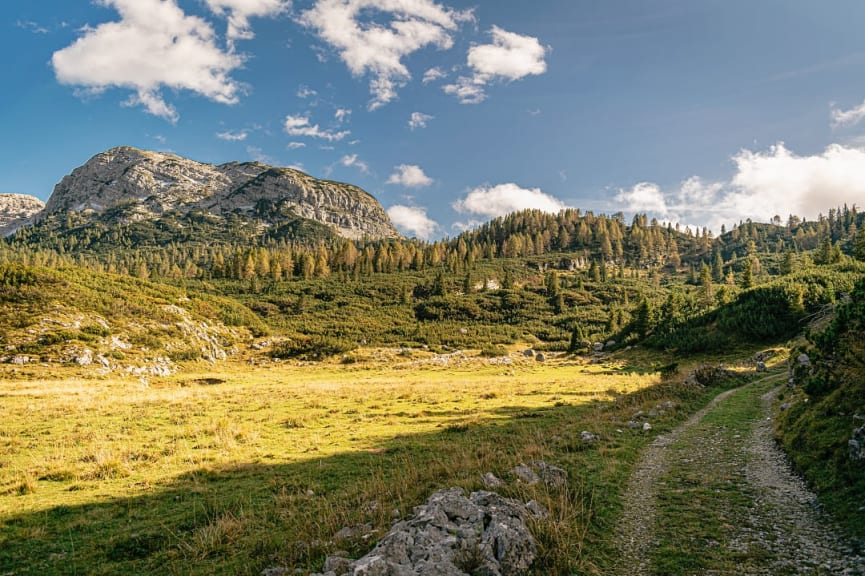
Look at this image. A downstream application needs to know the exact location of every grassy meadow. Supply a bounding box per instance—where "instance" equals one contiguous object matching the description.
[0,349,751,575]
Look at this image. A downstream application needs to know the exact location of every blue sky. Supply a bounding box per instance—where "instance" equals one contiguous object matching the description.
[3,0,865,238]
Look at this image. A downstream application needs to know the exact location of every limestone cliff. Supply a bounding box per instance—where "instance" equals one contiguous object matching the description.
[40,146,400,240]
[0,194,45,236]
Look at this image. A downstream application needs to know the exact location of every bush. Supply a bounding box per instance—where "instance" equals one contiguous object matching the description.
[271,336,355,361]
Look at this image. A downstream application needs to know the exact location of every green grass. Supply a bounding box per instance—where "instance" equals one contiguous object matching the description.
[0,352,741,575]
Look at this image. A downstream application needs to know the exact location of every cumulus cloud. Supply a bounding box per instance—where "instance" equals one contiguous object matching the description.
[284,114,350,141]
[387,164,433,188]
[422,66,446,84]
[615,143,865,233]
[335,108,352,123]
[341,154,369,173]
[52,0,243,122]
[297,85,318,99]
[831,100,865,127]
[453,183,566,219]
[216,130,248,141]
[205,0,289,45]
[286,141,306,149]
[387,205,438,239]
[298,0,473,110]
[409,111,434,130]
[444,26,547,104]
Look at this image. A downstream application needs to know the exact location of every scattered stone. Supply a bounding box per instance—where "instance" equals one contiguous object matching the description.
[606,340,616,348]
[850,426,865,462]
[310,488,541,576]
[10,355,30,365]
[510,463,541,485]
[526,500,549,519]
[523,349,535,357]
[642,422,652,432]
[535,353,546,362]
[756,361,767,372]
[797,353,811,367]
[531,461,568,488]
[333,523,374,542]
[482,472,504,489]
[627,420,641,429]
[780,402,792,411]
[592,342,605,352]
[580,430,600,442]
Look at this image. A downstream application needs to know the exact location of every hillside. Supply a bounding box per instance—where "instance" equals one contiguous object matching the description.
[0,263,265,376]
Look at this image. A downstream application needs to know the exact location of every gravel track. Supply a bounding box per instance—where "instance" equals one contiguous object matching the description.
[612,382,865,576]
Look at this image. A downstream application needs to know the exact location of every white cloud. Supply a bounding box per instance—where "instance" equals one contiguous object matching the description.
[445,26,547,104]
[614,143,865,233]
[52,0,243,122]
[297,85,318,99]
[205,0,289,45]
[298,0,473,110]
[831,100,865,127]
[284,114,350,141]
[335,108,352,123]
[453,183,566,219]
[341,154,369,173]
[247,145,275,164]
[422,66,446,84]
[387,205,438,239]
[387,164,433,188]
[409,111,434,130]
[286,141,306,149]
[216,130,248,141]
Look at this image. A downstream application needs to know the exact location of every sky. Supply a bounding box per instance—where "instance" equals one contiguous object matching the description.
[3,0,865,239]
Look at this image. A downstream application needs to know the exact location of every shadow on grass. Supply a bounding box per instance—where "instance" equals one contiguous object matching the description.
[0,379,731,576]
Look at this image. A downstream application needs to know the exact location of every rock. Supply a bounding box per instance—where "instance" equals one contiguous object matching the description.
[850,426,865,462]
[510,464,541,485]
[531,461,568,488]
[535,353,546,362]
[523,349,535,357]
[627,420,641,429]
[605,340,616,348]
[797,353,811,367]
[41,146,400,241]
[0,193,44,236]
[592,342,604,352]
[580,431,600,442]
[482,472,504,489]
[311,488,540,576]
[75,348,93,366]
[756,361,767,372]
[780,402,791,411]
[333,523,374,542]
[642,422,652,431]
[10,355,30,365]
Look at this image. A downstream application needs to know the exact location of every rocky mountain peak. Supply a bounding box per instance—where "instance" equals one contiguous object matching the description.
[0,194,45,236]
[40,146,400,240]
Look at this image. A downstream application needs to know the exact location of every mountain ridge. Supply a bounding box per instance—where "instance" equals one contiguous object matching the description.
[5,146,400,241]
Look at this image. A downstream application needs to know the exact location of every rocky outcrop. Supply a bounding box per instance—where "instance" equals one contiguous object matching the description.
[0,194,44,236]
[39,146,400,240]
[307,488,543,576]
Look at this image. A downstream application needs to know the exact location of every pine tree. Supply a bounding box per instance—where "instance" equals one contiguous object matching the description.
[854,228,865,262]
[739,258,754,289]
[568,323,586,352]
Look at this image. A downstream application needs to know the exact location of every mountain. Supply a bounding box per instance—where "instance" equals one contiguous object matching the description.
[29,146,400,241]
[0,194,45,236]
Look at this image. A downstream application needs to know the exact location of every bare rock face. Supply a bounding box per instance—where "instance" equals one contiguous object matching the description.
[0,194,45,236]
[305,488,542,576]
[41,146,400,240]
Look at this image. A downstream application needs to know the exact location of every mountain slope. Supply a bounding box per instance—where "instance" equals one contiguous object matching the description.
[0,194,44,236]
[29,146,399,242]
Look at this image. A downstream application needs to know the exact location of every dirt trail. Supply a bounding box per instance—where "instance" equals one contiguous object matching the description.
[612,381,865,576]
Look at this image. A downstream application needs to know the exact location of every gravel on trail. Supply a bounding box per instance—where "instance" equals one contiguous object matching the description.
[612,382,865,576]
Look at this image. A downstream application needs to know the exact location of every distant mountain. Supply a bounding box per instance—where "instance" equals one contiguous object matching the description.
[22,146,399,242]
[0,194,44,236]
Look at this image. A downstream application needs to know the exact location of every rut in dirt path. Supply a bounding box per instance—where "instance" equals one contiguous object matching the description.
[611,381,865,576]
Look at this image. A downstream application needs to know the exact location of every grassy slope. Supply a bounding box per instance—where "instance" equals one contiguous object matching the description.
[0,354,748,575]
[775,278,865,542]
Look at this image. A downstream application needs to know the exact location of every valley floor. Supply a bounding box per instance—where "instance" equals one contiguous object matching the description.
[612,374,865,575]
